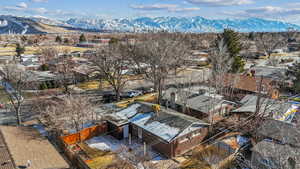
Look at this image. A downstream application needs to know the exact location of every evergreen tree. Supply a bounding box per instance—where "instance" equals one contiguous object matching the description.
[64,38,69,44]
[109,37,119,45]
[55,36,62,43]
[287,61,300,93]
[15,43,25,58]
[219,29,244,73]
[79,34,87,43]
[248,32,255,41]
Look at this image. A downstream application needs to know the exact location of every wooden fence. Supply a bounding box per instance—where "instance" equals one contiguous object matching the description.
[61,122,107,145]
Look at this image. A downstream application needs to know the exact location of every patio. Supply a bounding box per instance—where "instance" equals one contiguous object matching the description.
[85,135,179,168]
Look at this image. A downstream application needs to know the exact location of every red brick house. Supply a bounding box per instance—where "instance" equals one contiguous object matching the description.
[222,74,280,100]
[104,102,210,158]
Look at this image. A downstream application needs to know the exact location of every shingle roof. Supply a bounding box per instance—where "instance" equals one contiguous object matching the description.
[257,119,300,146]
[162,87,228,114]
[223,74,274,93]
[107,102,209,142]
[0,130,15,169]
[232,95,292,116]
[186,95,224,113]
[0,126,69,169]
[252,140,300,169]
[130,102,209,142]
[251,66,287,81]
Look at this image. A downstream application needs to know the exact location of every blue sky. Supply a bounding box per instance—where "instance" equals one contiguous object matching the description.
[1,0,300,24]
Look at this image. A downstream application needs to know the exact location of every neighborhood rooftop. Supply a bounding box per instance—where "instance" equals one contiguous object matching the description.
[106,102,209,142]
[0,126,69,169]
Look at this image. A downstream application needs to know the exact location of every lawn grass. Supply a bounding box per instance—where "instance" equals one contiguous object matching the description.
[0,46,92,56]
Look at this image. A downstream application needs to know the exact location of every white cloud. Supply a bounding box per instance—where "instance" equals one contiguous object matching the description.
[31,0,49,2]
[169,7,200,12]
[33,7,48,14]
[17,2,28,9]
[222,6,300,25]
[186,0,253,6]
[130,4,178,10]
[130,4,200,12]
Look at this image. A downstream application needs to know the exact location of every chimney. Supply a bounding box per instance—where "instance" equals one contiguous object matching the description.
[152,104,161,116]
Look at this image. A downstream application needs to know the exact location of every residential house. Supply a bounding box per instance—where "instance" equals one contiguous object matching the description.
[288,42,300,52]
[222,74,280,100]
[251,119,300,169]
[0,125,70,169]
[185,50,209,66]
[231,95,297,121]
[162,87,235,121]
[103,102,210,158]
[91,38,111,44]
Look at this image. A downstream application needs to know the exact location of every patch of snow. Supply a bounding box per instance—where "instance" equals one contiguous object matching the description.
[115,103,141,120]
[86,135,122,152]
[33,124,48,137]
[132,113,180,142]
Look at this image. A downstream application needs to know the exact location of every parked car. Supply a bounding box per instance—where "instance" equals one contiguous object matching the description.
[102,92,117,103]
[124,90,143,98]
[136,87,155,94]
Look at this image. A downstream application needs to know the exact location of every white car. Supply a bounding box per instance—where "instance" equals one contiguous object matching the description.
[125,90,143,98]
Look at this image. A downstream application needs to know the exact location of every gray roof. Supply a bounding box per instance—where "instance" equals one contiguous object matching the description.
[163,87,229,114]
[106,102,209,142]
[25,71,58,82]
[252,140,300,169]
[257,119,300,146]
[162,87,198,104]
[251,66,287,81]
[186,95,225,113]
[232,95,292,117]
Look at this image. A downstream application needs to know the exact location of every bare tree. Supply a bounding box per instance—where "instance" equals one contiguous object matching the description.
[0,64,33,125]
[254,33,286,59]
[56,50,74,94]
[92,44,130,101]
[207,39,234,125]
[125,32,190,103]
[39,95,97,134]
[38,47,59,65]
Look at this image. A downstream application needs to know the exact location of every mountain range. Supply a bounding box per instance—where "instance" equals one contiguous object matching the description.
[0,15,300,34]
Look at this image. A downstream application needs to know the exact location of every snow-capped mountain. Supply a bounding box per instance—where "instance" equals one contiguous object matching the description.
[66,16,300,33]
[30,16,69,27]
[0,15,40,34]
[1,15,300,34]
[0,15,102,34]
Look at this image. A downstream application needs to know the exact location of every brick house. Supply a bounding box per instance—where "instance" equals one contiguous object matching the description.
[104,102,210,158]
[222,74,280,100]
